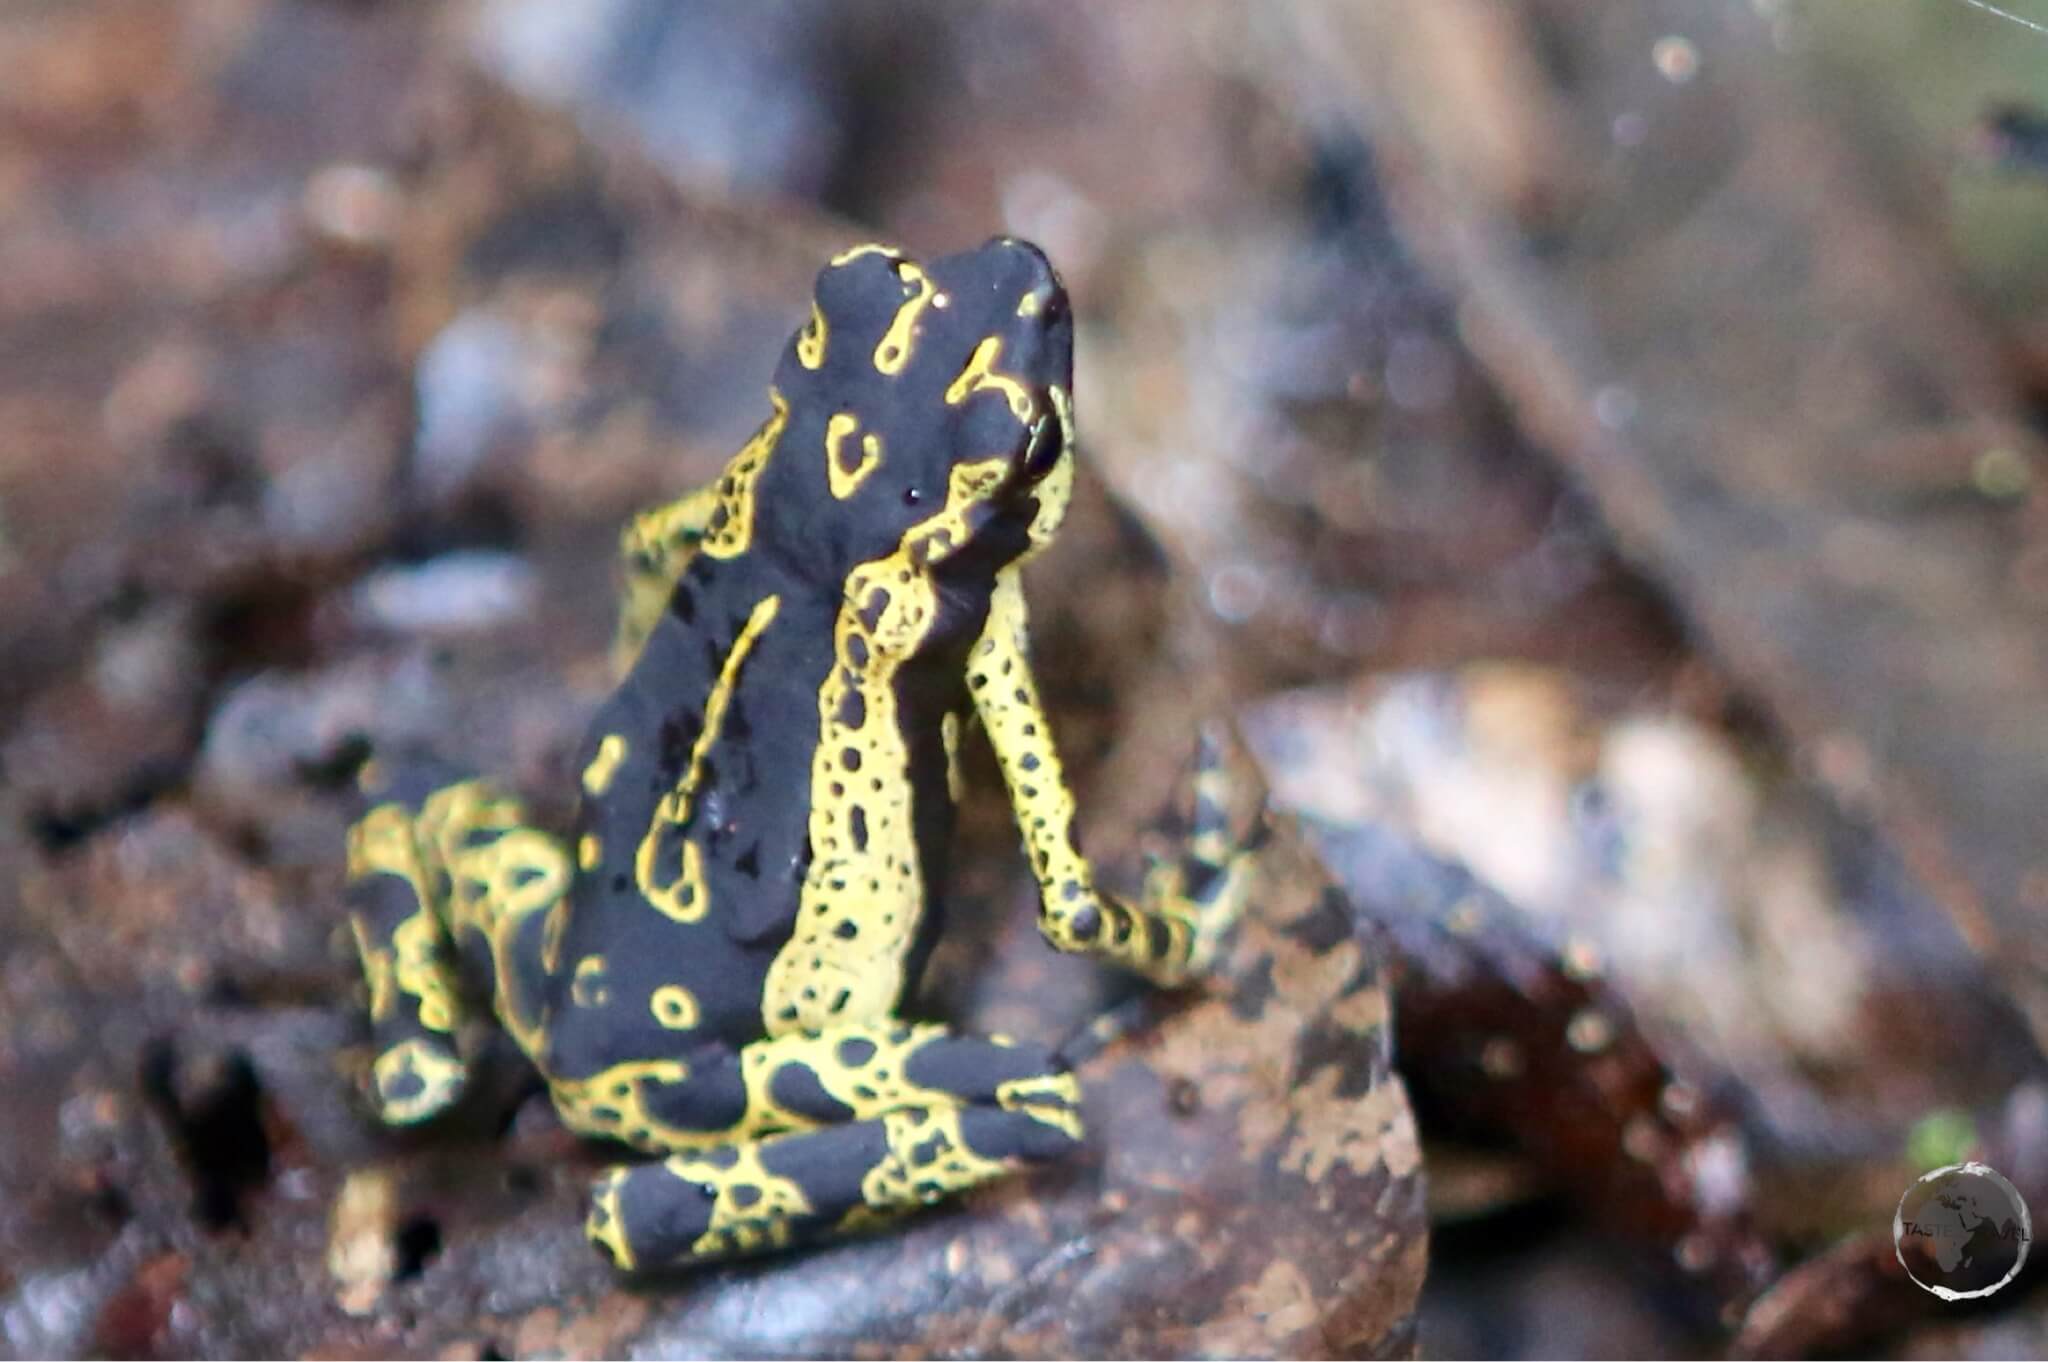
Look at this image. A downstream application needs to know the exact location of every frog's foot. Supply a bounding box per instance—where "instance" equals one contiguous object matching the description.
[344,752,568,1126]
[578,1025,1084,1272]
[1035,724,1258,988]
[1134,724,1256,979]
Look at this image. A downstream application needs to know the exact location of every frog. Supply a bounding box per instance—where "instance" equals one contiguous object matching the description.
[342,237,1252,1273]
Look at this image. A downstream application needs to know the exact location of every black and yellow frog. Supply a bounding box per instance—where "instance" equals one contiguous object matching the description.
[342,238,1248,1273]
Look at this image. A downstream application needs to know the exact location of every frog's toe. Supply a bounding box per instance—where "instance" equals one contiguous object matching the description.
[368,1036,468,1125]
[1144,728,1261,974]
[959,1099,1086,1165]
[1186,722,1236,858]
[587,1151,776,1273]
[586,1162,713,1273]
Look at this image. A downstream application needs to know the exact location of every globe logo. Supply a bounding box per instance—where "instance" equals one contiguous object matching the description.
[1893,1162,2032,1301]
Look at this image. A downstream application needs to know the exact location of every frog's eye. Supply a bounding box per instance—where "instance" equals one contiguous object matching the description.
[1021,413,1062,478]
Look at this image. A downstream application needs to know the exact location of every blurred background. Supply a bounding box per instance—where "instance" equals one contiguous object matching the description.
[6,1,2048,1357]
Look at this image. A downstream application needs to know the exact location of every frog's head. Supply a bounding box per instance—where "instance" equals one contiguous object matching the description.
[766,237,1076,585]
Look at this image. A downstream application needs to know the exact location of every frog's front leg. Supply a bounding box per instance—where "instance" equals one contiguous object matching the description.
[344,755,571,1123]
[579,1023,1082,1272]
[972,571,1252,985]
[613,484,721,675]
[612,396,790,674]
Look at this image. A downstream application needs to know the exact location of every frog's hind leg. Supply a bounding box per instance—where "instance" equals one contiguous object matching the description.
[580,1024,1083,1272]
[344,754,571,1125]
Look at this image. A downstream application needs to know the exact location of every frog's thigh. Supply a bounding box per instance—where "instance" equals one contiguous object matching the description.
[583,1023,1084,1271]
[345,759,478,1125]
[345,826,468,1125]
[346,757,568,1125]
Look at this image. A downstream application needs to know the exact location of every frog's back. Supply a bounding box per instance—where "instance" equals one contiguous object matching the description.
[550,547,845,1071]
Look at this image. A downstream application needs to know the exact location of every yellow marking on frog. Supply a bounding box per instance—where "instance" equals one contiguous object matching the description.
[943,335,1036,423]
[372,1037,467,1125]
[346,803,460,1033]
[601,1123,827,1263]
[835,1201,914,1238]
[700,388,790,559]
[1027,385,1077,553]
[970,574,1090,912]
[578,834,602,870]
[479,833,569,1051]
[1017,291,1042,318]
[684,1144,814,1261]
[941,711,965,803]
[825,412,884,499]
[572,954,610,1008]
[345,801,424,894]
[392,912,456,1031]
[347,780,568,1072]
[540,897,569,975]
[408,780,569,1048]
[614,484,722,674]
[797,301,828,369]
[587,1169,635,1269]
[998,1071,1086,1143]
[349,917,399,1023]
[637,842,705,927]
[862,1103,1012,1216]
[1142,850,1243,978]
[417,783,565,934]
[651,983,700,1030]
[636,593,782,923]
[553,1058,693,1152]
[583,734,627,797]
[1190,760,1234,866]
[874,262,936,375]
[831,242,901,267]
[764,458,1011,1033]
[732,1022,946,1134]
[575,1024,1002,1164]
